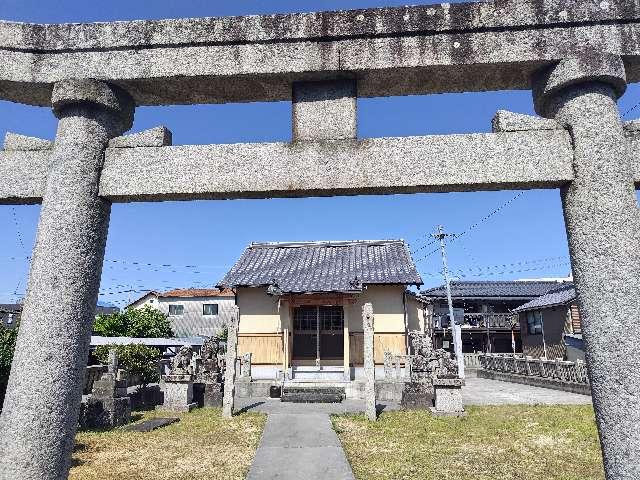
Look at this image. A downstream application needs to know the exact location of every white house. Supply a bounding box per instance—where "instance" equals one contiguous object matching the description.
[128,288,235,337]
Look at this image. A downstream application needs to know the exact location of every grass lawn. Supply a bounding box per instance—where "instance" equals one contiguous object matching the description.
[70,408,265,480]
[333,405,604,480]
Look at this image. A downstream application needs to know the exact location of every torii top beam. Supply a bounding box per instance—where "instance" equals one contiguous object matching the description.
[1,0,640,106]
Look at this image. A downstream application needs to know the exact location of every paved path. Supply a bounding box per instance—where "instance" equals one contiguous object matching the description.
[246,412,355,480]
[242,377,591,479]
[462,375,592,405]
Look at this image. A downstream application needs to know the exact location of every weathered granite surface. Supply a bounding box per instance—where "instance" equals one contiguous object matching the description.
[0,79,134,480]
[292,80,356,141]
[108,126,172,148]
[1,1,640,105]
[161,376,197,413]
[1,129,582,204]
[491,110,560,133]
[533,55,640,480]
[3,132,53,151]
[431,377,465,416]
[222,306,239,418]
[98,130,577,201]
[363,303,376,421]
[4,128,640,205]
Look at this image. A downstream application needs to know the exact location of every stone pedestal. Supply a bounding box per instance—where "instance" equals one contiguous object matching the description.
[203,382,224,408]
[400,381,434,410]
[430,377,465,417]
[79,373,132,429]
[162,374,196,412]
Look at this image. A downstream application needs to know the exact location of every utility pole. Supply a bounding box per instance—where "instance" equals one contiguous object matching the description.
[434,225,465,379]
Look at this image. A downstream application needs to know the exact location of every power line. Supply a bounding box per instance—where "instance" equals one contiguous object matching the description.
[11,207,25,251]
[449,255,569,275]
[413,191,526,264]
[410,237,438,254]
[452,191,525,242]
[623,101,640,118]
[451,261,571,279]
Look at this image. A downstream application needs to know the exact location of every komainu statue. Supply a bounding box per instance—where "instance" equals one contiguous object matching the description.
[408,330,458,381]
[170,345,194,376]
[402,331,458,409]
[199,337,223,382]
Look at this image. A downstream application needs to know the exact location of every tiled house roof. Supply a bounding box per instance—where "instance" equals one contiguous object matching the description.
[514,283,576,312]
[218,240,422,294]
[126,288,234,309]
[160,288,235,298]
[420,280,565,300]
[0,303,21,313]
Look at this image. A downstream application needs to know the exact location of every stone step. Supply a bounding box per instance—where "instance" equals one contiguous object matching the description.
[283,387,345,395]
[281,386,345,403]
[281,392,344,403]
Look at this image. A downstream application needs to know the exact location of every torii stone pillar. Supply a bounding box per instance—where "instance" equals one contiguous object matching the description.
[0,80,134,479]
[222,305,239,418]
[363,303,376,421]
[533,55,640,480]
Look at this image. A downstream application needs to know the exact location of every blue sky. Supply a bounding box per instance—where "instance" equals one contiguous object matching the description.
[1,0,638,309]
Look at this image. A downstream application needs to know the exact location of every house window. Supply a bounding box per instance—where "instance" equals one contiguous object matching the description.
[203,304,219,316]
[168,304,184,316]
[526,311,544,335]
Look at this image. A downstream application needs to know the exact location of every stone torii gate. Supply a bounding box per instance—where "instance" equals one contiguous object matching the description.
[0,1,639,478]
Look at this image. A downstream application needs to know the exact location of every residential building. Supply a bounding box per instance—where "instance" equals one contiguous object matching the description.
[128,288,235,338]
[420,280,568,354]
[0,304,21,329]
[218,240,428,381]
[95,302,119,316]
[514,283,582,360]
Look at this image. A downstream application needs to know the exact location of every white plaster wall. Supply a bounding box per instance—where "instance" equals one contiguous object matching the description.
[133,295,235,337]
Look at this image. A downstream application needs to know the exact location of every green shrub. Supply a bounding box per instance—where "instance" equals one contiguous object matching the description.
[94,306,173,338]
[95,344,161,386]
[0,323,18,407]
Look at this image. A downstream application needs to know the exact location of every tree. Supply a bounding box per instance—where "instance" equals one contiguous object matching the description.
[0,323,18,408]
[93,306,173,338]
[94,344,161,386]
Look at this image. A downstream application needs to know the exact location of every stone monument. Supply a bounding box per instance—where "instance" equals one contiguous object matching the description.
[363,303,376,421]
[79,349,131,428]
[162,345,197,412]
[195,336,224,408]
[222,306,240,418]
[401,331,462,412]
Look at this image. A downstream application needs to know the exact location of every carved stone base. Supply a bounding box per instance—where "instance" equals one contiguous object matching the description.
[162,376,196,412]
[432,377,465,416]
[400,381,434,410]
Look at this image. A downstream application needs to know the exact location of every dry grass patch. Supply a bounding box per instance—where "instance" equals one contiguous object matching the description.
[333,405,604,480]
[70,408,265,480]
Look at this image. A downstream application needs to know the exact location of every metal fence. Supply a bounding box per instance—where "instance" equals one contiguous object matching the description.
[478,353,589,385]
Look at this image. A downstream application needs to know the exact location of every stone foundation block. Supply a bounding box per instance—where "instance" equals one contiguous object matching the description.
[400,381,434,410]
[162,376,196,412]
[431,378,465,417]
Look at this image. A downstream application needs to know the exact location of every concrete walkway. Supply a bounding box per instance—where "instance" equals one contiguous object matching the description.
[242,377,591,479]
[246,412,355,480]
